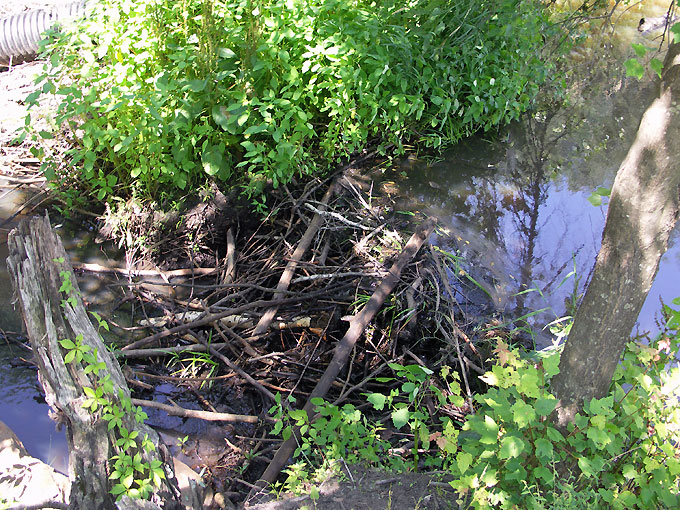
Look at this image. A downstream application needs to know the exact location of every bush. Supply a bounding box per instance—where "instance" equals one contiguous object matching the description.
[273,298,680,508]
[25,0,553,205]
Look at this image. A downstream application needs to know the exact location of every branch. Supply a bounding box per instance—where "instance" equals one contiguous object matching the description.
[248,216,437,498]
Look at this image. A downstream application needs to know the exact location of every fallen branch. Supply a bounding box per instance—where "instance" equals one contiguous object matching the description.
[131,398,258,424]
[122,283,351,351]
[116,342,230,359]
[248,216,437,498]
[252,181,337,336]
[73,262,218,278]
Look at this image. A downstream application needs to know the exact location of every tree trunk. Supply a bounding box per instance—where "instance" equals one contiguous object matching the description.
[6,214,186,510]
[550,43,680,428]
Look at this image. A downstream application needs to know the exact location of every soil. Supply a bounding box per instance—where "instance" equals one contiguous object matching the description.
[245,465,459,510]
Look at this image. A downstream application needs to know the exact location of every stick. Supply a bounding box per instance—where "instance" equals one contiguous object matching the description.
[131,398,258,424]
[122,284,349,351]
[116,342,230,358]
[252,182,337,336]
[248,216,437,497]
[73,262,218,278]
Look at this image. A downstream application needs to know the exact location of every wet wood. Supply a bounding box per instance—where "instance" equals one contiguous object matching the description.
[6,214,188,510]
[249,216,437,498]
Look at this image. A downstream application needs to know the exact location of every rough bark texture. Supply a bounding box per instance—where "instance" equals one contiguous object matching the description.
[7,214,185,510]
[550,43,680,428]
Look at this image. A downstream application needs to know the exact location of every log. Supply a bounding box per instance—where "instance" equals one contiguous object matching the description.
[6,214,190,510]
[248,216,437,498]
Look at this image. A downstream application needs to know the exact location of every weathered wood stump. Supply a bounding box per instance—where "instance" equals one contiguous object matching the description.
[7,214,188,510]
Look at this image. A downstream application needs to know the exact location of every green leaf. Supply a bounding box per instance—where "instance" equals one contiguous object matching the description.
[457,451,472,474]
[59,338,76,349]
[391,406,410,429]
[624,58,645,80]
[499,434,525,459]
[201,145,224,176]
[478,415,499,444]
[587,193,602,206]
[673,24,680,43]
[578,456,595,477]
[511,400,535,428]
[535,438,553,459]
[631,43,647,58]
[650,58,664,79]
[218,47,237,59]
[186,79,207,92]
[542,353,560,377]
[366,393,387,410]
[535,396,558,416]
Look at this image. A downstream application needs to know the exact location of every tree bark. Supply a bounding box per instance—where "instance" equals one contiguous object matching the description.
[550,43,680,428]
[7,214,186,510]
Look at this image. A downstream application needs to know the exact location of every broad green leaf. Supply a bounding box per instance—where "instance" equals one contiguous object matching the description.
[535,396,558,416]
[546,426,564,443]
[587,193,602,206]
[478,415,499,444]
[631,43,647,58]
[578,456,595,477]
[499,434,525,459]
[535,438,553,459]
[366,393,386,410]
[650,58,664,79]
[624,58,645,80]
[186,79,206,92]
[457,451,472,474]
[201,145,224,176]
[218,47,237,59]
[391,406,410,429]
[511,400,535,428]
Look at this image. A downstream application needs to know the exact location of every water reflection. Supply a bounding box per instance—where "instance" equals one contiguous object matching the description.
[384,67,677,346]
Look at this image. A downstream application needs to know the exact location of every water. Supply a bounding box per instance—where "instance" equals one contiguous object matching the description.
[381,14,679,346]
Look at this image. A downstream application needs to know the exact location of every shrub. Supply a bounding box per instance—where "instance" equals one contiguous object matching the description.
[25,0,554,205]
[272,298,680,508]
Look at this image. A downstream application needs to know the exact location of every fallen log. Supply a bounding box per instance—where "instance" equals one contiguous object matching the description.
[248,216,437,499]
[6,214,193,510]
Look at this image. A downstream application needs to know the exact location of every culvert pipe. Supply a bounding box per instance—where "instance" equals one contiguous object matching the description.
[0,1,89,66]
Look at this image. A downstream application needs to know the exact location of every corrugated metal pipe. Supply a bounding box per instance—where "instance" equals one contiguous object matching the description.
[0,1,90,67]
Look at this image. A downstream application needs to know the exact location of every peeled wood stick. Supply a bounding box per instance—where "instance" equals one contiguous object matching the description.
[117,342,230,358]
[252,182,337,336]
[249,216,437,496]
[131,398,258,423]
[73,261,218,278]
[121,284,347,351]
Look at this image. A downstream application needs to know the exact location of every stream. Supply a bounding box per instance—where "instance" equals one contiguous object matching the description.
[1,1,678,476]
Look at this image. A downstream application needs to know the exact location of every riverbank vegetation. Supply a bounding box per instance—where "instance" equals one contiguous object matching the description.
[23,0,557,209]
[5,0,680,509]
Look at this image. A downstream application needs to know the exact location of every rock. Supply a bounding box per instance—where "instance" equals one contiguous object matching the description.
[0,420,69,509]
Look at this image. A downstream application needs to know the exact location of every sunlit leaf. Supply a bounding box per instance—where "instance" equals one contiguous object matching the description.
[624,58,645,80]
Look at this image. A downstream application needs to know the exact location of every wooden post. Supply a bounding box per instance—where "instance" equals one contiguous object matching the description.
[7,214,187,510]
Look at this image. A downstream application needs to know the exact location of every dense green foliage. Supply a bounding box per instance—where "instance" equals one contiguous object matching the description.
[272,299,680,508]
[25,0,553,205]
[56,258,166,501]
